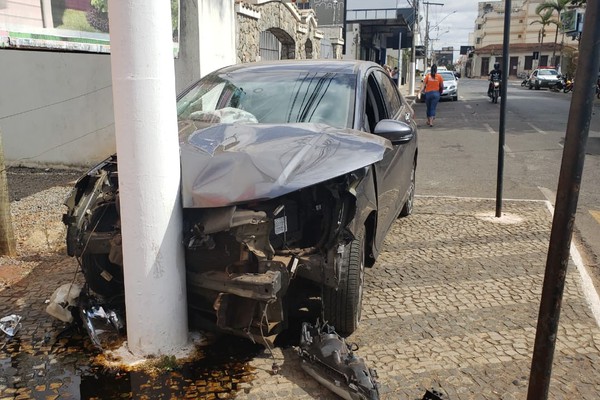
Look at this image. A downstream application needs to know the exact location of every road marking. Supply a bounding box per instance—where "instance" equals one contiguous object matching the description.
[590,210,600,225]
[539,188,600,328]
[483,123,495,134]
[527,122,547,135]
[504,144,515,158]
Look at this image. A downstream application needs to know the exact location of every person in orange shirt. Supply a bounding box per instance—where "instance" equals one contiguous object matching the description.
[420,64,444,127]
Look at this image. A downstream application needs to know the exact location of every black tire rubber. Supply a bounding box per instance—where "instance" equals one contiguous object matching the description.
[399,161,416,217]
[322,227,365,336]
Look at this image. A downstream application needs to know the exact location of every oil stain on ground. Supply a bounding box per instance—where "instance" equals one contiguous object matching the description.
[1,329,262,399]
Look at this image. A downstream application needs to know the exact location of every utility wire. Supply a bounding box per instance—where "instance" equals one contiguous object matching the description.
[0,85,112,121]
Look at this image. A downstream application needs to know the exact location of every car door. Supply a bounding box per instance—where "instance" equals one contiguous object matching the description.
[365,69,415,254]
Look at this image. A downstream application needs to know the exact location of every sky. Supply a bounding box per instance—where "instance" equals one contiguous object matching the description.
[346,0,483,51]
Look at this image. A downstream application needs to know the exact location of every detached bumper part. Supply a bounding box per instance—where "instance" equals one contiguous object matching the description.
[298,321,380,400]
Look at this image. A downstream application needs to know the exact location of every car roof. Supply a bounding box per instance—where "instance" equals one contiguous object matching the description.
[211,59,381,77]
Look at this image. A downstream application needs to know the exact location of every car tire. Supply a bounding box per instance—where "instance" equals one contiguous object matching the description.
[452,95,458,101]
[528,83,533,90]
[322,227,365,336]
[399,161,416,217]
[535,81,540,90]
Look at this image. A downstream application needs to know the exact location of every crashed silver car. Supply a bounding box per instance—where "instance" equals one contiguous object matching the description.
[63,60,418,342]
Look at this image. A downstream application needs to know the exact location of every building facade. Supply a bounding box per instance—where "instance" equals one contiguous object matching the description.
[466,0,579,78]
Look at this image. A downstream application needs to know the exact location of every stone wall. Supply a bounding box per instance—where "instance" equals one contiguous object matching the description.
[236,1,331,63]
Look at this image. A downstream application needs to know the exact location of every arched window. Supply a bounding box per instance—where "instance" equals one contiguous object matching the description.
[305,39,313,59]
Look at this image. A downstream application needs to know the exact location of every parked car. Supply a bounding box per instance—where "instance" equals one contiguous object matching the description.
[439,71,459,101]
[416,69,458,102]
[62,60,418,342]
[528,68,561,90]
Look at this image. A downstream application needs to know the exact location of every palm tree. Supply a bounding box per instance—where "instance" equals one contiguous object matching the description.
[530,10,555,67]
[536,0,572,65]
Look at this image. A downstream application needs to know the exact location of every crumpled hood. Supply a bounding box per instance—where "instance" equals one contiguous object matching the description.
[180,123,392,208]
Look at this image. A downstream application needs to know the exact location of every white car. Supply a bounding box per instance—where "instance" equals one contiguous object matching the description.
[528,68,560,90]
[417,69,458,102]
[438,70,459,101]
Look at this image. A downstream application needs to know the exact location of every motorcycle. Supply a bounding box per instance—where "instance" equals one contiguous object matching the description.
[563,78,573,93]
[596,79,600,99]
[489,80,500,103]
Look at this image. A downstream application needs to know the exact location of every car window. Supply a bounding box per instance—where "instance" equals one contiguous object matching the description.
[365,74,386,133]
[177,71,357,129]
[373,70,402,118]
[539,70,557,76]
[439,72,456,81]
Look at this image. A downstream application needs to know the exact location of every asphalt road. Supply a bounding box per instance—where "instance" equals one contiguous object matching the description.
[412,77,600,287]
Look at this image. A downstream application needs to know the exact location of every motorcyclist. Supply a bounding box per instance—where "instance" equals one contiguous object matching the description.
[488,62,502,97]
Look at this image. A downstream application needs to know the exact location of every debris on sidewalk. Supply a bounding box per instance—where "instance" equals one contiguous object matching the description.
[422,388,447,399]
[0,314,22,336]
[81,303,124,350]
[45,282,83,323]
[297,321,380,400]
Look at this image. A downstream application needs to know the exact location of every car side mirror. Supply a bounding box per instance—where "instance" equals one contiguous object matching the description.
[373,119,414,144]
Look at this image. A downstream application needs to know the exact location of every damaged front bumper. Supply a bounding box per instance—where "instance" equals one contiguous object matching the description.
[62,155,366,342]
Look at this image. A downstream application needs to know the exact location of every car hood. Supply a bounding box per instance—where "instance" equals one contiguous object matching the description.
[180,123,392,208]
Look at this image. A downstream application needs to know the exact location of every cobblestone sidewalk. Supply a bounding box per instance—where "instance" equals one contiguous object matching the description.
[1,196,599,399]
[237,197,600,399]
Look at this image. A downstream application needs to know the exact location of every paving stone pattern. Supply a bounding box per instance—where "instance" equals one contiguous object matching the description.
[236,197,600,399]
[1,196,599,399]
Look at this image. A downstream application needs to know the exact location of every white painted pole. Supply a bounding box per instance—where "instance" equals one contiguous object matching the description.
[108,0,188,356]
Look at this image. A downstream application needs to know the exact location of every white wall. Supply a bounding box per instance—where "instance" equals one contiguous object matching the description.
[198,0,236,77]
[0,50,116,167]
[0,0,236,168]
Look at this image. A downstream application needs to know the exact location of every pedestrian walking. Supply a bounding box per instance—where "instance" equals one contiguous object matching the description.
[392,67,399,85]
[420,64,444,127]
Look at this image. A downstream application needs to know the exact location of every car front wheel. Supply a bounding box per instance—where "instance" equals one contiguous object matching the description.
[322,227,365,336]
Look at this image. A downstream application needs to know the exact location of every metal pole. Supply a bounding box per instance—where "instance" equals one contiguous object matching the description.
[408,0,418,95]
[495,0,511,218]
[527,3,600,398]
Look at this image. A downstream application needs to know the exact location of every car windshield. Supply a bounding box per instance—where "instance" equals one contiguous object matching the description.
[176,70,356,133]
[439,72,456,81]
[539,69,557,76]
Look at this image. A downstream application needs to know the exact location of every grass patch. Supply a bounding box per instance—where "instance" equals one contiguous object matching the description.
[56,9,100,33]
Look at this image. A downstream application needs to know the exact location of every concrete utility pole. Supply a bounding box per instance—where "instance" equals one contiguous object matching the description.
[423,1,443,68]
[108,0,188,356]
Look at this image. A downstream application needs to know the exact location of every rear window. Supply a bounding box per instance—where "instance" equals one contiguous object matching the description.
[439,72,456,80]
[539,69,557,76]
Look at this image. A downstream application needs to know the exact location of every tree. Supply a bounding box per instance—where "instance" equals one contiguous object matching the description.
[536,0,572,66]
[530,10,555,67]
[0,131,16,256]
